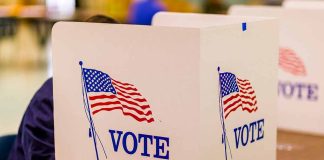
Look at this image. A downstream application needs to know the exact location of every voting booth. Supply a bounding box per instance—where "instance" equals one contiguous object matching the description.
[283,0,324,9]
[230,6,324,135]
[52,12,278,159]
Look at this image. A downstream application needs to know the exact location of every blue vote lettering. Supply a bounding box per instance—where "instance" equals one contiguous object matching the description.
[233,119,264,149]
[278,81,318,101]
[109,129,170,159]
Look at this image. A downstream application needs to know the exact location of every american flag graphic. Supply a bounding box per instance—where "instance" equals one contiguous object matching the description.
[220,72,258,119]
[83,68,154,123]
[279,48,307,76]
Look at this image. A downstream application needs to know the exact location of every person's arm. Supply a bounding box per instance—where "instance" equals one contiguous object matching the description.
[8,78,55,160]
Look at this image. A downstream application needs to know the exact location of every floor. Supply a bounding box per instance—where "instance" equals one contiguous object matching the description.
[277,130,324,160]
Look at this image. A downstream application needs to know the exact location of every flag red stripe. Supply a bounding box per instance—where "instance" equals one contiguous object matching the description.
[225,94,256,104]
[91,101,152,116]
[279,62,305,71]
[112,82,138,91]
[89,94,149,109]
[237,78,248,82]
[241,100,257,106]
[89,94,147,103]
[280,51,299,56]
[280,54,297,58]
[89,94,116,101]
[224,98,241,112]
[242,106,258,113]
[117,91,147,102]
[90,95,151,110]
[223,93,240,105]
[240,90,255,95]
[115,87,142,96]
[279,58,305,68]
[280,56,300,62]
[111,79,134,87]
[225,103,242,119]
[280,66,305,73]
[280,52,298,57]
[280,68,305,75]
[239,95,256,101]
[225,104,258,119]
[116,97,150,110]
[279,64,306,75]
[239,90,255,94]
[237,81,251,86]
[92,107,154,123]
[238,86,253,91]
[280,62,304,69]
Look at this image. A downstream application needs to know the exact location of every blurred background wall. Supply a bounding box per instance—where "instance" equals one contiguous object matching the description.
[0,0,283,136]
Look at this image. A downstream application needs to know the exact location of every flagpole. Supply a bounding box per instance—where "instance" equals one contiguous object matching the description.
[80,61,100,160]
[218,67,230,160]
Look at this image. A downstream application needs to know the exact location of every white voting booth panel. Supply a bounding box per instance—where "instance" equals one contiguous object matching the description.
[283,0,324,9]
[52,13,278,160]
[229,6,324,135]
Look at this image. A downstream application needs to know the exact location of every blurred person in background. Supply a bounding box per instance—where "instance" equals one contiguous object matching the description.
[204,0,228,14]
[129,0,165,25]
[264,0,282,5]
[7,15,118,160]
[204,0,282,14]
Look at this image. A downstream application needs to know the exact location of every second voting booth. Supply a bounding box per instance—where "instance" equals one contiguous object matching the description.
[230,6,324,135]
[52,13,278,159]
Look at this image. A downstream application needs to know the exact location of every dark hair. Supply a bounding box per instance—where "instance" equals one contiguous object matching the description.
[86,15,119,24]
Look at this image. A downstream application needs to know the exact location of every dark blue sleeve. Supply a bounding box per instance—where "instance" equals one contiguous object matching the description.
[8,78,55,160]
